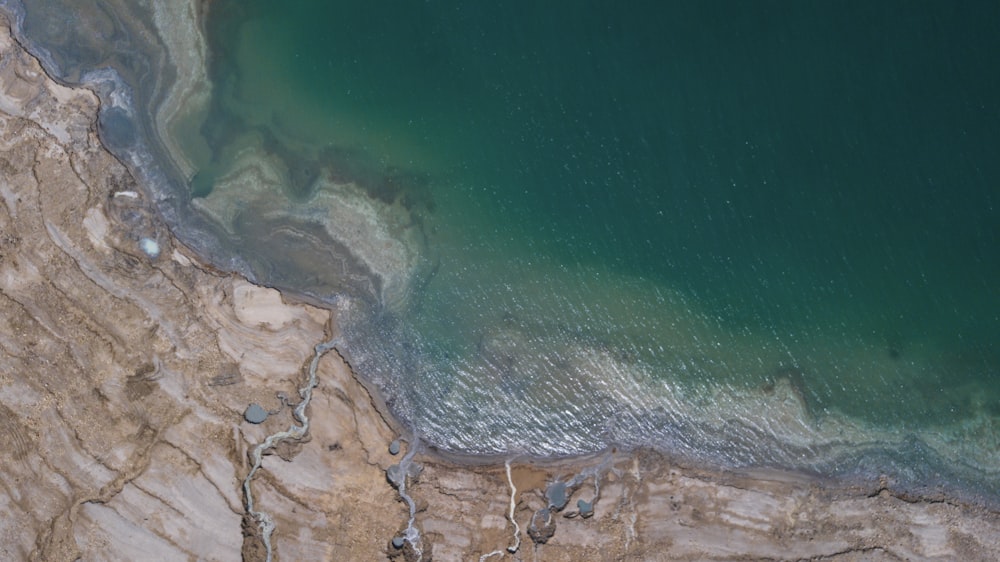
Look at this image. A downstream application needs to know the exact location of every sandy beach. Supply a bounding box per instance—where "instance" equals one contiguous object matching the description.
[3,12,1000,562]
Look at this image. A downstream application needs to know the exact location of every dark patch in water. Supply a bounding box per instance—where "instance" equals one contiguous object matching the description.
[198,110,247,163]
[230,211,381,304]
[98,107,137,150]
[372,167,435,212]
[303,145,437,213]
[988,401,1000,418]
[259,130,320,199]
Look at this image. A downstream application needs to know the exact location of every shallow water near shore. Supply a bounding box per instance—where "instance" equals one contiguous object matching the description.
[8,0,1000,501]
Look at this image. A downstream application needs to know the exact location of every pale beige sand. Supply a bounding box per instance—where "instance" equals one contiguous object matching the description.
[2,16,999,561]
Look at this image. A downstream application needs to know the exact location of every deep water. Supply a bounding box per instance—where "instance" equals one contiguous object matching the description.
[8,0,1000,502]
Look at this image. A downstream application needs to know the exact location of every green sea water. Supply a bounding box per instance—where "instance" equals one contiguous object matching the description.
[191,1,1000,482]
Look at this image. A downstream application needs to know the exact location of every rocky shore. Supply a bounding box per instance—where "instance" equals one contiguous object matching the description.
[2,15,1000,561]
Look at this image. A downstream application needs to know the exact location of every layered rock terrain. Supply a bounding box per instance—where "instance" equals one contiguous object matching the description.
[2,15,1000,562]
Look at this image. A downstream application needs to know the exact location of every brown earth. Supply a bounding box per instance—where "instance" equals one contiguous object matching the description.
[2,15,999,562]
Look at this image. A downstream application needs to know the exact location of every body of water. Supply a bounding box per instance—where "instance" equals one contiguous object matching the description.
[9,0,1000,501]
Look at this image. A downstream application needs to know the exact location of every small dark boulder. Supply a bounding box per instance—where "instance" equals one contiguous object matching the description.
[243,404,268,424]
[387,532,429,562]
[545,481,569,511]
[528,508,557,544]
[577,499,594,518]
[386,464,405,488]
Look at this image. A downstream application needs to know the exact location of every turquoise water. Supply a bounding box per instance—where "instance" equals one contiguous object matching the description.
[197,2,999,489]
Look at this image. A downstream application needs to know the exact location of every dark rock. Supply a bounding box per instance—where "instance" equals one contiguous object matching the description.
[386,464,405,488]
[243,403,268,424]
[386,532,430,562]
[545,481,569,511]
[528,508,556,544]
[386,462,422,488]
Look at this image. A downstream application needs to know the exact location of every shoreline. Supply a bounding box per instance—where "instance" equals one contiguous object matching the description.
[7,0,999,494]
[3,8,1000,561]
[1,0,995,502]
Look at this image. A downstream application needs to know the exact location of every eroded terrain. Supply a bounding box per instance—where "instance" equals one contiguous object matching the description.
[2,16,1000,562]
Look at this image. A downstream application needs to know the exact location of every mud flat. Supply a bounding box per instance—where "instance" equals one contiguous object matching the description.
[2,14,1000,562]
